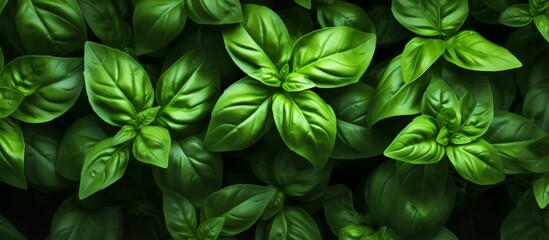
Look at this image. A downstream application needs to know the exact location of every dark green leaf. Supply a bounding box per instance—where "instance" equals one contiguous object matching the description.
[262,187,285,220]
[446,139,505,185]
[402,37,445,83]
[163,190,197,239]
[204,77,274,152]
[15,0,87,55]
[317,1,375,33]
[444,30,522,71]
[50,197,123,239]
[529,0,549,15]
[84,42,154,127]
[0,215,26,240]
[77,0,132,49]
[263,207,321,240]
[197,217,224,240]
[132,125,171,168]
[291,27,376,88]
[78,138,131,199]
[523,82,549,132]
[185,0,243,25]
[501,193,549,240]
[156,49,220,135]
[272,90,336,168]
[499,4,533,27]
[395,161,449,212]
[201,184,276,236]
[0,118,26,189]
[518,136,549,173]
[294,0,311,9]
[323,185,365,236]
[392,0,469,36]
[132,0,186,55]
[384,115,445,164]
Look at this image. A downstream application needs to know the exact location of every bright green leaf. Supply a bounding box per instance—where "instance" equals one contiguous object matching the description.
[185,0,243,25]
[499,4,533,27]
[294,0,311,9]
[112,125,137,145]
[0,88,24,118]
[402,37,445,83]
[0,118,26,189]
[421,78,459,119]
[163,190,197,239]
[392,0,469,36]
[132,125,171,168]
[456,78,494,141]
[446,139,505,185]
[533,173,549,208]
[534,13,549,44]
[281,73,315,92]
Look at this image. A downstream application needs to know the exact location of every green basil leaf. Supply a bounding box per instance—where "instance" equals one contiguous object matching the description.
[185,0,243,25]
[135,106,161,128]
[534,13,549,44]
[262,187,285,220]
[294,0,311,9]
[402,37,445,84]
[77,0,132,49]
[483,111,547,174]
[201,184,276,236]
[132,0,186,55]
[11,58,84,123]
[263,207,321,240]
[204,77,274,152]
[523,83,549,132]
[529,0,549,15]
[291,26,376,88]
[444,30,522,71]
[0,215,26,240]
[0,88,24,118]
[421,78,459,119]
[78,137,131,199]
[338,225,376,240]
[0,118,26,189]
[317,1,375,33]
[281,72,315,92]
[153,136,222,207]
[156,49,220,135]
[501,193,549,240]
[518,136,549,173]
[163,190,197,239]
[384,115,445,164]
[395,160,449,213]
[456,78,494,140]
[272,90,336,168]
[50,197,123,239]
[197,217,224,240]
[222,4,290,77]
[14,0,87,55]
[391,0,468,36]
[323,185,365,236]
[446,139,504,185]
[499,4,533,27]
[436,108,461,132]
[57,115,113,181]
[22,124,72,193]
[132,125,171,168]
[84,42,154,127]
[368,5,408,47]
[534,173,549,209]
[112,125,137,145]
[278,7,314,43]
[368,55,431,126]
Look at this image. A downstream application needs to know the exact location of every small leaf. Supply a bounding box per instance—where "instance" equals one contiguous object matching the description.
[0,118,26,189]
[185,0,243,25]
[132,126,171,168]
[499,4,533,27]
[281,73,315,92]
[534,13,549,43]
[402,37,445,83]
[533,173,549,209]
[163,190,197,239]
[112,125,137,145]
[79,138,131,199]
[444,30,522,71]
[421,78,459,119]
[197,217,224,240]
[294,0,311,9]
[384,115,445,164]
[248,67,281,87]
[456,78,494,140]
[135,106,161,128]
[446,139,505,185]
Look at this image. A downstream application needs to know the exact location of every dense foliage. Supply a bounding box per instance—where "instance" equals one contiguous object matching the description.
[0,0,548,239]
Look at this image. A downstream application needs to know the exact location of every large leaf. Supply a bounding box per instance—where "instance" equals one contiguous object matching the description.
[11,58,84,123]
[84,42,154,127]
[204,77,274,152]
[57,115,112,181]
[483,111,547,174]
[163,190,197,239]
[402,37,445,83]
[392,0,469,36]
[444,30,522,71]
[156,49,220,135]
[15,0,87,55]
[455,78,494,141]
[222,4,290,84]
[446,139,505,185]
[291,27,376,88]
[78,137,131,199]
[154,136,222,207]
[185,0,243,25]
[77,0,132,49]
[50,197,123,239]
[368,55,431,126]
[0,118,26,189]
[132,0,186,55]
[384,115,445,164]
[22,124,72,193]
[261,207,321,240]
[272,90,336,168]
[421,78,459,119]
[201,184,276,236]
[499,4,533,27]
[316,1,375,33]
[132,125,171,168]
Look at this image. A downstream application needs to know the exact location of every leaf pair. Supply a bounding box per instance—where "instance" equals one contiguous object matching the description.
[205,4,376,167]
[385,78,505,185]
